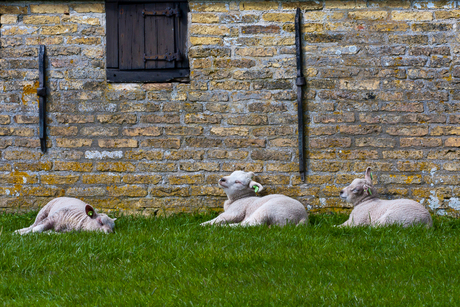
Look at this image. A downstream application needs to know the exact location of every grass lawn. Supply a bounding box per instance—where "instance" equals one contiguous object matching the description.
[1,212,460,306]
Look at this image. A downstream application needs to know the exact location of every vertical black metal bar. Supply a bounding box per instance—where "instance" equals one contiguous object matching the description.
[37,45,47,153]
[295,8,306,182]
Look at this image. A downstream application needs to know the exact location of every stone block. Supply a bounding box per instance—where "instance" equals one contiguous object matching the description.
[83,174,121,184]
[348,10,388,20]
[282,2,323,10]
[242,25,280,35]
[325,0,366,9]
[41,175,79,185]
[30,4,69,13]
[190,3,228,12]
[23,16,60,25]
[41,25,77,35]
[54,162,93,172]
[96,162,135,172]
[391,11,433,21]
[1,15,18,24]
[0,5,27,14]
[140,138,181,149]
[240,2,278,10]
[71,3,105,13]
[310,137,352,148]
[180,162,220,172]
[400,138,442,147]
[56,138,92,148]
[108,185,148,197]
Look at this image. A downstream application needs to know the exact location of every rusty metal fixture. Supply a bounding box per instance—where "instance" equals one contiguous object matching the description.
[295,8,306,182]
[37,45,47,153]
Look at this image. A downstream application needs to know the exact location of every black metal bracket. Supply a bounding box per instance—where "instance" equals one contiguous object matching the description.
[142,8,180,17]
[295,8,306,182]
[144,52,182,62]
[38,45,47,153]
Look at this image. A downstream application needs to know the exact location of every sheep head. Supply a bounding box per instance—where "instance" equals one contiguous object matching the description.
[85,205,116,233]
[339,167,377,206]
[218,171,263,200]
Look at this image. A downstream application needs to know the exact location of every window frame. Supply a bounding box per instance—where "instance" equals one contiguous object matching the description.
[105,0,189,83]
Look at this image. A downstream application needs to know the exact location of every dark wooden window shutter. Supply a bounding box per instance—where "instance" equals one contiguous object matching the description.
[106,0,189,83]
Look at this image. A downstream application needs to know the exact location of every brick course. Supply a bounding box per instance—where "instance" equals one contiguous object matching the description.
[1,1,460,216]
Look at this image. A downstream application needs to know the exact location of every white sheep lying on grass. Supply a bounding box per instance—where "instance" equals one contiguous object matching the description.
[201,170,308,226]
[15,197,116,234]
[338,167,432,228]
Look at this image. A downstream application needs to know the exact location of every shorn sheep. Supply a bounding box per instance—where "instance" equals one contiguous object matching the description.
[201,170,308,226]
[15,197,116,234]
[338,167,432,227]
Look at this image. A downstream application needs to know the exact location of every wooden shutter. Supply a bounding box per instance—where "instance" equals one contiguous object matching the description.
[106,2,118,69]
[119,3,145,70]
[106,0,189,83]
[144,2,175,69]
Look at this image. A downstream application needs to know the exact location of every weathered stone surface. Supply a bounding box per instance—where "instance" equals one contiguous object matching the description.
[41,25,78,35]
[71,3,104,13]
[4,1,460,214]
[0,5,28,14]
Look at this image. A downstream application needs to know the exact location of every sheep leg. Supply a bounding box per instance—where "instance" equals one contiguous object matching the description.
[296,218,308,226]
[239,219,263,226]
[15,219,54,235]
[200,216,219,226]
[238,213,267,226]
[32,207,50,226]
[375,211,409,227]
[14,203,54,235]
[223,223,241,227]
[31,217,55,233]
[14,226,34,235]
[337,218,354,227]
[200,213,243,226]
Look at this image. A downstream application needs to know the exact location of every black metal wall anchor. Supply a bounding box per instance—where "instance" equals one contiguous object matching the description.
[295,8,306,182]
[37,45,47,153]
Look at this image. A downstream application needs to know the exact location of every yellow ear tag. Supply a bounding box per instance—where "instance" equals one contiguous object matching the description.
[253,185,259,193]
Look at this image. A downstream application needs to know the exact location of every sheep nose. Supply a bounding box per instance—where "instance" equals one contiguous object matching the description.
[339,190,344,195]
[219,178,226,182]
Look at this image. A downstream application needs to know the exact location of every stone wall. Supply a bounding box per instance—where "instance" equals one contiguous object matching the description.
[1,1,460,216]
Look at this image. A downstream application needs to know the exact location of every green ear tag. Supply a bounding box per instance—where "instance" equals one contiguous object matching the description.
[368,188,372,195]
[88,211,93,217]
[370,172,373,180]
[253,185,259,193]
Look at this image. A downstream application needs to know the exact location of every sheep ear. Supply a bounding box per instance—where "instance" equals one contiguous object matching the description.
[363,184,372,196]
[85,205,95,218]
[365,167,372,184]
[249,180,263,193]
[247,171,255,179]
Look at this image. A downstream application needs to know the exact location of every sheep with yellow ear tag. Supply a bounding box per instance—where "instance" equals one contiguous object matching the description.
[201,171,308,227]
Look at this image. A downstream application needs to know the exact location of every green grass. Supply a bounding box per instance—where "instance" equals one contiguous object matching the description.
[1,212,460,306]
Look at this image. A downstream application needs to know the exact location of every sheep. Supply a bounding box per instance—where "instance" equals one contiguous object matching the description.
[338,167,432,228]
[15,197,116,234]
[201,170,308,226]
